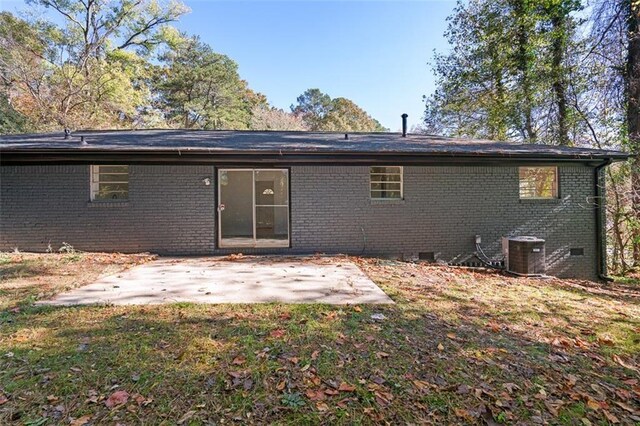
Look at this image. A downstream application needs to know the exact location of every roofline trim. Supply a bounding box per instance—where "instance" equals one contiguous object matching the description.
[0,150,629,165]
[0,148,629,159]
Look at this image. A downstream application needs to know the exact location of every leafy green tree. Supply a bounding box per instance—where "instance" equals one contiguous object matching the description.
[154,35,262,129]
[0,92,30,133]
[291,88,387,132]
[423,1,513,140]
[0,0,188,131]
[423,0,582,145]
[290,88,332,130]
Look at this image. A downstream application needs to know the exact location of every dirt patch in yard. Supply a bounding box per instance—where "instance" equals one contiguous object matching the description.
[0,254,639,425]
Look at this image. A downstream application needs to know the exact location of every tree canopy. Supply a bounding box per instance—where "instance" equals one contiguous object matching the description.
[291,89,387,132]
[153,35,263,130]
[423,0,583,145]
[0,4,386,133]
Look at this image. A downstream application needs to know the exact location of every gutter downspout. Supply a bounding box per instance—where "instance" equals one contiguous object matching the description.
[595,158,613,282]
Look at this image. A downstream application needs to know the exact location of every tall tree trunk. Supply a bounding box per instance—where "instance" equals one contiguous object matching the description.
[551,14,569,146]
[626,0,640,265]
[489,43,507,141]
[513,0,536,143]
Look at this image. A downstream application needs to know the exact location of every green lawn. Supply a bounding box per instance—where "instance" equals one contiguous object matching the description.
[1,253,639,425]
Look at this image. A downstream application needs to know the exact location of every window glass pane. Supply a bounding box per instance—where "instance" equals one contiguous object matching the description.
[374,174,401,182]
[370,166,388,174]
[98,173,129,183]
[378,182,401,190]
[95,192,128,201]
[519,167,557,199]
[255,170,288,205]
[99,165,128,174]
[91,165,129,201]
[99,183,128,192]
[370,166,402,199]
[371,190,401,199]
[256,206,288,240]
[220,170,253,239]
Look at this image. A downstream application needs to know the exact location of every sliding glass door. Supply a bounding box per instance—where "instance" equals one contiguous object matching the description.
[218,169,289,248]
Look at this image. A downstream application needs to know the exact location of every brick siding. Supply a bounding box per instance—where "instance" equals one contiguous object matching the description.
[0,164,598,279]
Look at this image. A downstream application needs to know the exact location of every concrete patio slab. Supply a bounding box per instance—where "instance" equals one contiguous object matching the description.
[40,257,394,305]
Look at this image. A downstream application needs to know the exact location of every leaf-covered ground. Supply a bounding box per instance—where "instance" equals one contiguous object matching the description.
[0,253,639,425]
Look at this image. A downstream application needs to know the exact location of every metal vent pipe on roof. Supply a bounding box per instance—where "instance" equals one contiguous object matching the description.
[401,113,408,137]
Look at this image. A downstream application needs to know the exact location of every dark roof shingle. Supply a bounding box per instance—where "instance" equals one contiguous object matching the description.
[0,129,629,161]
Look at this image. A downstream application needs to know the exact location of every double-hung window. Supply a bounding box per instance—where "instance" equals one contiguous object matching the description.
[90,165,129,201]
[518,166,558,199]
[370,166,403,200]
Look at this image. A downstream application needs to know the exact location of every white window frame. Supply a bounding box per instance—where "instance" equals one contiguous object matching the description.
[518,166,559,199]
[90,165,129,201]
[370,166,403,200]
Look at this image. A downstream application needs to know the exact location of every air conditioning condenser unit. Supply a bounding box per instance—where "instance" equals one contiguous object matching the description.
[502,236,545,276]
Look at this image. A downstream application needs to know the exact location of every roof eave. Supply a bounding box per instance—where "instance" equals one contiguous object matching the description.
[0,149,629,165]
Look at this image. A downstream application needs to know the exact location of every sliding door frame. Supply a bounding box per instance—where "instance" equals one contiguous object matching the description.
[216,167,291,249]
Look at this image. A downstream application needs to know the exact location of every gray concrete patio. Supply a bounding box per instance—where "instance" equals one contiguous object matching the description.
[40,257,394,305]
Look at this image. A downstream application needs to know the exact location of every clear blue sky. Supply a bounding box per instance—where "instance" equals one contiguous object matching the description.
[1,0,457,131]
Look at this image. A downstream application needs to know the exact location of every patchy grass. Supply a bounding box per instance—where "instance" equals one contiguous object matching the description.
[0,252,155,311]
[0,254,639,425]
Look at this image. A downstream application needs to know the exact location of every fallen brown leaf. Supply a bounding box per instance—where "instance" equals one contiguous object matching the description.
[305,389,326,401]
[613,401,637,413]
[503,383,519,393]
[374,390,393,406]
[413,380,430,392]
[232,355,246,365]
[316,402,329,411]
[105,390,129,408]
[132,393,152,406]
[586,398,601,411]
[177,410,196,424]
[602,410,620,424]
[612,354,639,373]
[70,415,92,426]
[338,382,356,392]
[597,335,615,346]
[278,312,292,320]
[270,329,286,339]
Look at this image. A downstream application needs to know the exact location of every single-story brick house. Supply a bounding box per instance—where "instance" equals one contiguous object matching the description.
[0,128,628,280]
